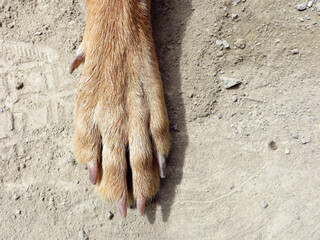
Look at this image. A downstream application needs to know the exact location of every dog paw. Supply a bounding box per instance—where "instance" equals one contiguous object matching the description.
[71,48,170,217]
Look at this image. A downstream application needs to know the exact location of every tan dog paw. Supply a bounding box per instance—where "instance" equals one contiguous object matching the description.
[71,0,170,217]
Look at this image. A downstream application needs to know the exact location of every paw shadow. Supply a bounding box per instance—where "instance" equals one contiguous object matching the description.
[146,0,192,223]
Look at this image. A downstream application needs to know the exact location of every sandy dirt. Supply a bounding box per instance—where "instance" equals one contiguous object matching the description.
[1,0,320,239]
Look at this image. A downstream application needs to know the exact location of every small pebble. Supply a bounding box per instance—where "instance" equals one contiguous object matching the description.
[234,39,246,49]
[78,230,89,240]
[217,51,224,57]
[233,0,241,6]
[297,3,307,11]
[216,40,223,46]
[292,133,299,139]
[301,137,311,144]
[221,76,242,89]
[262,201,269,209]
[222,40,230,49]
[15,82,24,90]
[291,49,299,55]
[232,95,238,102]
[218,114,222,119]
[229,184,234,190]
[231,13,238,20]
[268,141,277,150]
[9,22,15,29]
[285,149,290,155]
[12,194,20,200]
[34,31,43,36]
[107,211,114,220]
[16,210,21,215]
[307,1,313,8]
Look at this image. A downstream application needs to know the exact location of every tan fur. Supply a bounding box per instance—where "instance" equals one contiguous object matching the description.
[72,0,170,203]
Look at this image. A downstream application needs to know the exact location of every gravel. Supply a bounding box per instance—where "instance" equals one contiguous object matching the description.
[15,82,24,90]
[12,194,20,200]
[301,137,311,144]
[268,141,278,150]
[221,76,242,89]
[217,51,224,57]
[107,211,114,220]
[34,31,43,36]
[222,40,230,49]
[232,95,238,102]
[78,230,89,240]
[231,13,238,20]
[233,0,241,6]
[297,3,307,11]
[216,40,223,46]
[262,201,269,209]
[234,39,246,49]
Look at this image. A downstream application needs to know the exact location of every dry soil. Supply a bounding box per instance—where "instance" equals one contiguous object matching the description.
[1,0,320,239]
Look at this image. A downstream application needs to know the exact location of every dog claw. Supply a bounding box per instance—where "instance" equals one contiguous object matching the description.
[87,160,98,185]
[158,154,167,178]
[137,197,146,216]
[69,53,85,74]
[117,199,127,218]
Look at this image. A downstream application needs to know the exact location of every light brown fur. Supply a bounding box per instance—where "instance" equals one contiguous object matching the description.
[71,0,170,208]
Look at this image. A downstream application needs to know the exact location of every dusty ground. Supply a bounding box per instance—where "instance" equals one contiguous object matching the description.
[1,0,320,239]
